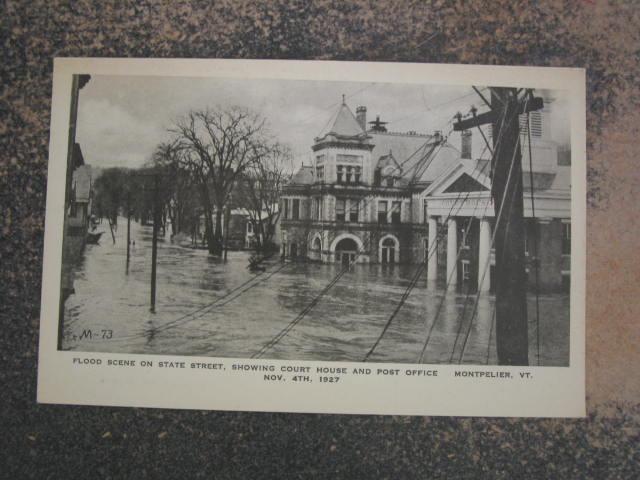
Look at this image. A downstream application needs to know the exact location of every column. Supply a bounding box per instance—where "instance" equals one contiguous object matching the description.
[446,218,458,287]
[427,216,438,281]
[478,218,492,293]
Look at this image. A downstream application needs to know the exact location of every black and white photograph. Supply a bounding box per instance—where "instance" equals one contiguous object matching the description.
[57,67,572,367]
[36,59,585,417]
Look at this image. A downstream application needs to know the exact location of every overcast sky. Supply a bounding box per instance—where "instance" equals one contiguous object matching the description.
[76,75,570,171]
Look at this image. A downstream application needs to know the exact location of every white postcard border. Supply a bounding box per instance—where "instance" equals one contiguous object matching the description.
[38,58,586,417]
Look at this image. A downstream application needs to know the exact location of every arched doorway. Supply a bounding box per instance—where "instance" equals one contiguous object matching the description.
[335,237,358,267]
[379,235,399,264]
[310,235,322,261]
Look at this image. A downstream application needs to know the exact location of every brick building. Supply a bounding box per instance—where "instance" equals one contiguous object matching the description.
[280,96,570,292]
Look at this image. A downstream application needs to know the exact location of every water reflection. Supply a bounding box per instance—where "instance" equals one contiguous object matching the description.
[62,218,569,366]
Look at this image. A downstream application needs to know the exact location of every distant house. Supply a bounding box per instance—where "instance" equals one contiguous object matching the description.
[280,97,570,292]
[198,206,281,251]
[245,205,281,251]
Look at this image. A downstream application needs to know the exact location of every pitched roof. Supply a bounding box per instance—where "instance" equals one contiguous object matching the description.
[72,143,85,169]
[422,159,492,196]
[318,103,365,139]
[369,132,461,184]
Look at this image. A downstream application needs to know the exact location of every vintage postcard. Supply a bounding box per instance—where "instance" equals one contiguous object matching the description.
[38,58,586,417]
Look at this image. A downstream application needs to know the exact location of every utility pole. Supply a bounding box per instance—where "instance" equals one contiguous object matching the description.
[453,87,543,366]
[223,205,230,262]
[150,173,159,313]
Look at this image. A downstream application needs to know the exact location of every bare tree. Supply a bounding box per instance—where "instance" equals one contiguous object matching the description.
[151,141,201,238]
[240,143,293,255]
[172,107,266,255]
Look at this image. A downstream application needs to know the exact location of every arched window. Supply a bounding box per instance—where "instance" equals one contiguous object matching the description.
[335,237,359,267]
[380,236,399,264]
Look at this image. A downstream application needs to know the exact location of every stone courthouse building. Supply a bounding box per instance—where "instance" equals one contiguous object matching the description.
[280,96,571,292]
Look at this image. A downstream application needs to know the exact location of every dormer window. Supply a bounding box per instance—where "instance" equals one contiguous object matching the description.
[382,166,396,187]
[316,165,324,183]
[374,169,381,186]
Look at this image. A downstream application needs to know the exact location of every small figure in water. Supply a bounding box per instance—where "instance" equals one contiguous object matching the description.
[248,255,266,272]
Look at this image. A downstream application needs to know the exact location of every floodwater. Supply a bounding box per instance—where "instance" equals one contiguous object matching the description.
[62,218,570,366]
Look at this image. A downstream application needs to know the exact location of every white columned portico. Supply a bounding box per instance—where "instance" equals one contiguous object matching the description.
[446,218,458,287]
[478,217,492,292]
[427,216,438,281]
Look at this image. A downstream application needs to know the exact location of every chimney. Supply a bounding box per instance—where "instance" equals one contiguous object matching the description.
[461,130,472,159]
[356,106,367,131]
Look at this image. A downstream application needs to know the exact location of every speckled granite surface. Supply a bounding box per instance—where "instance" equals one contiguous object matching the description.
[1,1,639,478]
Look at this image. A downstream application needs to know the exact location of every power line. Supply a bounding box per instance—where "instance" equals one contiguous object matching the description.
[252,132,451,358]
[455,92,532,365]
[417,101,515,363]
[112,117,442,343]
[416,152,494,363]
[111,261,290,342]
[364,139,489,362]
[387,88,487,128]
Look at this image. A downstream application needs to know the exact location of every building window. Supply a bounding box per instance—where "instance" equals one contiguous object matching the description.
[314,198,321,220]
[378,201,387,224]
[337,166,344,184]
[562,222,571,255]
[316,166,324,183]
[374,169,381,186]
[391,201,401,224]
[292,199,300,220]
[346,166,353,184]
[386,177,394,187]
[461,260,471,281]
[247,222,253,234]
[423,200,428,224]
[349,199,359,222]
[381,237,397,264]
[316,154,325,164]
[336,198,346,222]
[283,198,289,219]
[354,166,362,184]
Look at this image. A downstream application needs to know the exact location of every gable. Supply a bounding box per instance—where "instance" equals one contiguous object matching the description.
[443,173,489,193]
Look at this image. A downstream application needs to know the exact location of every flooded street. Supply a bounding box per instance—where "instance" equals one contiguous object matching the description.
[62,218,569,366]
